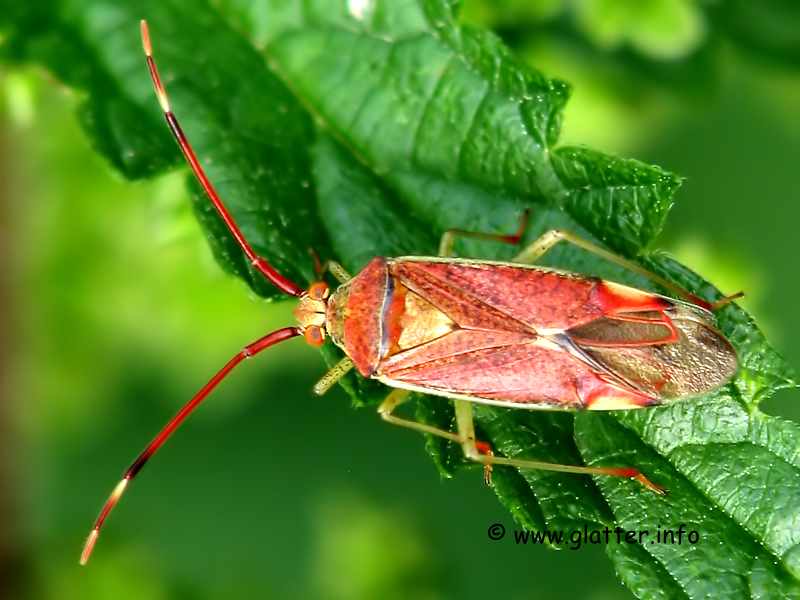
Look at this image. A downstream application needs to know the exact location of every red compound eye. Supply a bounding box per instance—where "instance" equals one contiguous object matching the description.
[304,325,325,347]
[308,281,329,301]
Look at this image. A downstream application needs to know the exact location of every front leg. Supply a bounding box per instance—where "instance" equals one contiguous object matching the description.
[312,356,355,396]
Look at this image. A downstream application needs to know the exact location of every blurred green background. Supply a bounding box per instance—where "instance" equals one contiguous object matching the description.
[2,1,799,599]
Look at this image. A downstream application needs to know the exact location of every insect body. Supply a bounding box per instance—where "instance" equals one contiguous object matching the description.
[325,257,736,410]
[79,21,739,565]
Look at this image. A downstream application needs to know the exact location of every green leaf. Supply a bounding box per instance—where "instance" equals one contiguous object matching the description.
[257,0,678,255]
[576,411,800,597]
[5,0,798,597]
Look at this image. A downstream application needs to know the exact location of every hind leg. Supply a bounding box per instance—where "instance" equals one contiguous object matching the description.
[513,229,741,310]
[452,400,666,494]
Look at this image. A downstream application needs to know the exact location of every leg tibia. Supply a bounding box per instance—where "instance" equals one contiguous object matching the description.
[514,229,718,310]
[451,399,665,493]
[379,395,665,493]
[378,393,490,482]
[468,454,666,494]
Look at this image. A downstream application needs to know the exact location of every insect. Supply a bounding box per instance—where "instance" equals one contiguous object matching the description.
[79,20,740,565]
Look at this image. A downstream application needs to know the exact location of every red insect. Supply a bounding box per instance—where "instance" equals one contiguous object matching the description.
[79,21,740,564]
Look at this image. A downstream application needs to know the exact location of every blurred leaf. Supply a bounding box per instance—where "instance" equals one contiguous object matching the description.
[711,0,800,66]
[3,0,799,597]
[572,0,706,61]
[310,491,441,600]
[461,0,565,28]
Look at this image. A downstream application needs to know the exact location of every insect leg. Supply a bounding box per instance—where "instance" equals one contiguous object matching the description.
[312,357,355,395]
[512,229,741,310]
[451,400,494,484]
[378,390,462,442]
[438,210,530,257]
[378,393,495,483]
[308,249,352,284]
[452,401,667,494]
[319,260,352,284]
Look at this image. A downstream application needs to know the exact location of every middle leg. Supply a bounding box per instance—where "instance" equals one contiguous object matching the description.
[438,210,529,257]
[378,390,494,483]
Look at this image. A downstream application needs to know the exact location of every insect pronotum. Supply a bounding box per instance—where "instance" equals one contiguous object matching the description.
[79,20,741,565]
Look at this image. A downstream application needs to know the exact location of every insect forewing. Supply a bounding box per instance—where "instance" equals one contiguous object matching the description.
[568,302,737,400]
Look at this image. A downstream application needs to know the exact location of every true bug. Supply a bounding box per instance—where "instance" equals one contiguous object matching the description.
[79,21,740,565]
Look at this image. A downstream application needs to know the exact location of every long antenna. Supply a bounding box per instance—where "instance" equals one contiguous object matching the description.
[140,20,304,298]
[80,327,301,565]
